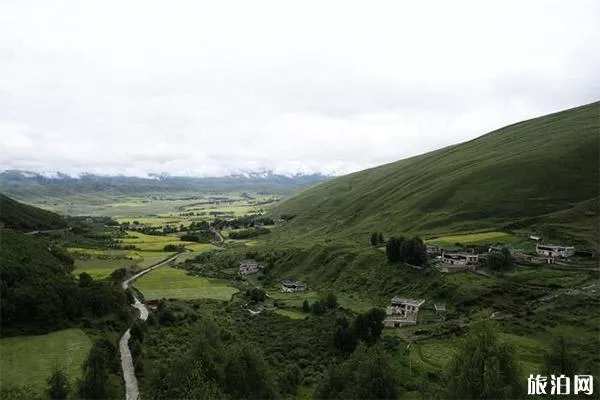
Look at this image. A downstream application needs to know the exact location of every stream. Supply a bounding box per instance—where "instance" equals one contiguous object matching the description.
[119,253,182,400]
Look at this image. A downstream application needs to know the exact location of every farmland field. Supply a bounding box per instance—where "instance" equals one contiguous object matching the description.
[133,267,238,301]
[426,231,520,246]
[72,257,137,279]
[0,329,92,394]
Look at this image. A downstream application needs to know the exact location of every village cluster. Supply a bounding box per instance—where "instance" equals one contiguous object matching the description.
[239,259,308,292]
[236,237,582,328]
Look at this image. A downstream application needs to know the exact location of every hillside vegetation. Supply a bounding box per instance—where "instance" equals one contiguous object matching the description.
[272,102,599,246]
[0,193,67,231]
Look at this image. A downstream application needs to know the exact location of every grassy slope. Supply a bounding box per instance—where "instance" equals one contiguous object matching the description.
[272,102,599,247]
[0,193,67,231]
[0,328,92,394]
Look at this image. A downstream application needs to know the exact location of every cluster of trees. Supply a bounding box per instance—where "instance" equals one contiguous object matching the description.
[247,287,266,303]
[307,293,338,315]
[0,230,128,335]
[486,248,514,272]
[333,308,386,355]
[385,236,427,266]
[370,232,385,246]
[77,339,122,399]
[211,216,275,230]
[145,321,279,399]
[180,231,212,243]
[163,244,186,252]
[316,344,399,399]
[229,227,271,240]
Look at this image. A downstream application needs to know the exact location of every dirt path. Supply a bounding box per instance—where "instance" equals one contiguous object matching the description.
[119,252,182,400]
[211,228,224,243]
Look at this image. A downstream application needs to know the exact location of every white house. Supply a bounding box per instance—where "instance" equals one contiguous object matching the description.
[239,260,262,276]
[441,252,479,265]
[281,279,308,292]
[384,297,425,328]
[535,244,575,258]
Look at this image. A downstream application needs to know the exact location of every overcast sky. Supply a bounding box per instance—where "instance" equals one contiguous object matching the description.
[1,0,598,177]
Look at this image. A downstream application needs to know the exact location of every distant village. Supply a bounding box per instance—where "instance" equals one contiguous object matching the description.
[235,234,592,329]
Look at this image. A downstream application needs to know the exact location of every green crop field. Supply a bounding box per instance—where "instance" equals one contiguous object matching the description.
[69,245,179,279]
[73,257,137,279]
[133,267,238,301]
[426,231,519,245]
[0,329,92,394]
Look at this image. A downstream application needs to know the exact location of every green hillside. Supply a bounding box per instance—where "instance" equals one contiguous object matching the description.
[272,102,599,246]
[0,193,67,231]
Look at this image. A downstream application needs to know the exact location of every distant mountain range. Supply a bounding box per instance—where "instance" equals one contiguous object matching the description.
[0,170,332,198]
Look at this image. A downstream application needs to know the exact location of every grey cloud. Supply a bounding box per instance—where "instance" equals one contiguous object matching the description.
[0,0,598,177]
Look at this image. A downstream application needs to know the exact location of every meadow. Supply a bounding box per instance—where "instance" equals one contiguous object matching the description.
[0,329,92,394]
[425,231,520,246]
[133,266,239,301]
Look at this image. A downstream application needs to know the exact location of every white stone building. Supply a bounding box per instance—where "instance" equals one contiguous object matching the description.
[384,297,425,328]
[535,244,575,258]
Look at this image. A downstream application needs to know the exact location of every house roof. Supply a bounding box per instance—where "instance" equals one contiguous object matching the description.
[390,297,425,307]
[281,279,306,286]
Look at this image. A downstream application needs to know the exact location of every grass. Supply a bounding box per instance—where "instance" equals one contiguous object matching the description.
[133,266,238,301]
[271,102,599,246]
[498,333,545,374]
[273,309,308,319]
[73,257,136,279]
[69,247,180,279]
[0,329,92,394]
[507,267,592,288]
[417,340,457,368]
[267,290,320,309]
[426,231,518,245]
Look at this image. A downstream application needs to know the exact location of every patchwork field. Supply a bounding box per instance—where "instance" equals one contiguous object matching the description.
[0,329,92,394]
[133,267,238,301]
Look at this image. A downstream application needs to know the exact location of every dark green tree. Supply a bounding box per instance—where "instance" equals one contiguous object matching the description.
[248,287,266,303]
[543,334,578,377]
[46,367,70,400]
[353,308,386,345]
[445,322,522,399]
[316,344,399,399]
[78,272,94,287]
[77,339,120,399]
[487,248,513,272]
[400,237,427,266]
[370,232,379,246]
[224,344,278,399]
[302,299,310,313]
[333,317,358,355]
[385,237,405,263]
[324,293,338,310]
[378,232,384,244]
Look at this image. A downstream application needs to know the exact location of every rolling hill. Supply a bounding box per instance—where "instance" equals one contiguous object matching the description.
[272,102,599,247]
[0,194,67,231]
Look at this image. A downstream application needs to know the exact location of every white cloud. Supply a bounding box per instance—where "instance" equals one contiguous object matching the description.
[0,0,598,177]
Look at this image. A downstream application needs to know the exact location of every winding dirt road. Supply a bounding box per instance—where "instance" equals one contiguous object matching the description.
[119,252,182,400]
